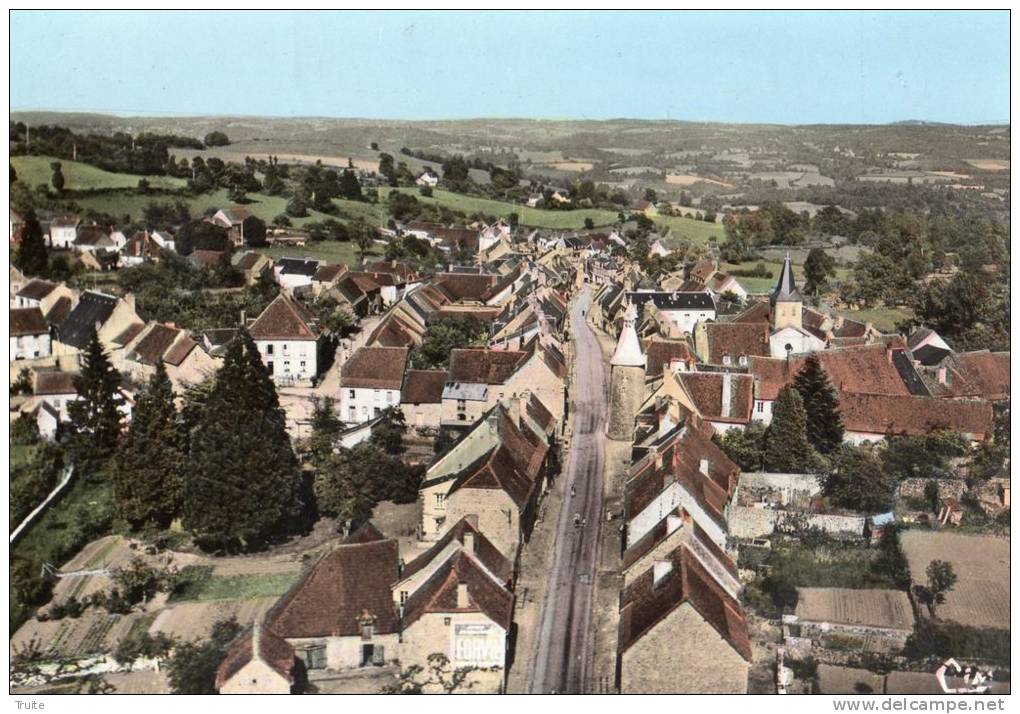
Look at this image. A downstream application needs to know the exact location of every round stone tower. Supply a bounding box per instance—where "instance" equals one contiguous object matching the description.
[608,300,647,441]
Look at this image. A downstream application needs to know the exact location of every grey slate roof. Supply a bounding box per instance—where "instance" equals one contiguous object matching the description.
[56,291,119,349]
[627,291,716,312]
[770,253,802,303]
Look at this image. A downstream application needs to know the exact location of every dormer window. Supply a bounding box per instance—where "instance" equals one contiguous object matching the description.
[738,354,748,366]
[722,353,731,366]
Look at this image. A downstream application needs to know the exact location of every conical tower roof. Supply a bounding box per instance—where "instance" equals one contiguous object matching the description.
[771,252,802,303]
[611,300,646,368]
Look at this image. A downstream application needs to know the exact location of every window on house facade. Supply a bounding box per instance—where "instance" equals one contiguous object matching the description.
[302,645,327,670]
[282,343,289,354]
[349,389,355,399]
[266,344,274,355]
[757,402,764,413]
[457,399,466,411]
[349,407,356,420]
[374,407,381,417]
[435,493,445,506]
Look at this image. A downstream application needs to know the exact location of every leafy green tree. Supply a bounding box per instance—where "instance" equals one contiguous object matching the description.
[203,131,230,147]
[285,196,309,218]
[303,396,344,463]
[371,407,407,456]
[166,618,241,694]
[410,317,488,369]
[919,560,958,617]
[764,386,816,473]
[272,214,292,228]
[241,215,267,248]
[351,219,377,262]
[715,421,767,471]
[823,444,894,513]
[183,331,303,551]
[175,220,230,256]
[313,445,378,524]
[792,355,843,453]
[802,248,836,295]
[50,161,65,193]
[67,330,125,469]
[15,211,48,276]
[113,362,183,530]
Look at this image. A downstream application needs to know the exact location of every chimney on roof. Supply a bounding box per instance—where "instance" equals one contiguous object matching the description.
[937,366,947,385]
[886,345,894,364]
[699,458,710,476]
[721,373,733,418]
[652,445,662,469]
[463,531,475,554]
[456,583,470,609]
[252,622,262,662]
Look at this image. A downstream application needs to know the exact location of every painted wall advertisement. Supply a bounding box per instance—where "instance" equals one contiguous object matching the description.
[453,623,504,666]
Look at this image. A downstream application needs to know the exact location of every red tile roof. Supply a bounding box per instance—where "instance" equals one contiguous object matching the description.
[401,369,447,404]
[949,351,1010,401]
[644,337,695,376]
[449,348,529,384]
[163,335,198,366]
[750,344,911,401]
[248,294,321,341]
[448,443,537,509]
[35,371,78,396]
[268,539,399,638]
[401,550,514,631]
[215,626,296,690]
[311,264,347,283]
[340,346,409,390]
[680,372,754,424]
[10,307,48,336]
[433,272,498,301]
[626,418,737,529]
[368,313,420,348]
[839,393,993,439]
[129,324,180,366]
[703,322,770,364]
[400,517,513,587]
[619,544,751,660]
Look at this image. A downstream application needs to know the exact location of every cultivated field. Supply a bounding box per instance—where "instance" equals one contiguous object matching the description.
[665,173,732,187]
[964,159,1010,171]
[900,530,1010,630]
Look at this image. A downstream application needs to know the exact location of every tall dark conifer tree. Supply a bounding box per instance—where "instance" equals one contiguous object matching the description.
[792,354,844,454]
[764,386,816,473]
[67,330,124,470]
[15,210,48,276]
[183,330,302,551]
[113,362,183,529]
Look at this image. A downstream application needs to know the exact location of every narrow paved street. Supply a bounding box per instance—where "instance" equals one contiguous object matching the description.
[528,285,609,693]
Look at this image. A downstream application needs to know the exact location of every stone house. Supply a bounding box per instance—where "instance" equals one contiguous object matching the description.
[13,279,74,318]
[400,369,446,432]
[248,294,324,387]
[273,257,321,292]
[624,416,739,549]
[10,307,51,361]
[399,549,513,693]
[52,290,144,358]
[267,527,401,672]
[234,252,274,285]
[216,624,300,694]
[618,544,752,693]
[210,206,252,246]
[118,322,219,392]
[338,346,409,424]
[443,341,566,428]
[627,291,717,337]
[785,587,914,655]
[418,400,550,557]
[48,216,80,248]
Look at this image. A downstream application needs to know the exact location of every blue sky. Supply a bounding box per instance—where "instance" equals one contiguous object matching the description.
[10,10,1010,124]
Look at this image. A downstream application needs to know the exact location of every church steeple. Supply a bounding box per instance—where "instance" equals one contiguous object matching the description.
[771,252,802,304]
[770,253,803,331]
